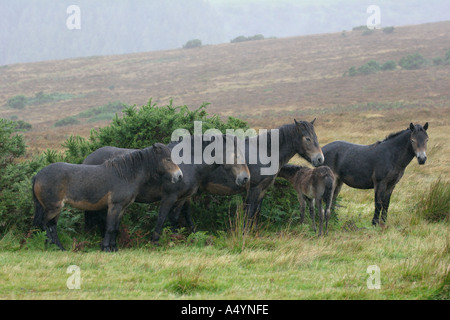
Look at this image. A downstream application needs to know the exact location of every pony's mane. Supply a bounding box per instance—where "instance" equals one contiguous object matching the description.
[371,128,410,147]
[278,164,306,179]
[382,129,409,142]
[103,147,161,180]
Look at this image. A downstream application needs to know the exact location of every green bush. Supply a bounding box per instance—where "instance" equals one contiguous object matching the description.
[357,60,381,75]
[399,53,427,70]
[13,120,32,131]
[433,57,444,66]
[347,66,357,77]
[0,119,45,236]
[87,99,248,150]
[54,116,80,127]
[381,60,397,71]
[6,95,27,109]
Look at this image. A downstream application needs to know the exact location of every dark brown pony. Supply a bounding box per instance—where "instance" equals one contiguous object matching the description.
[322,123,429,226]
[278,164,335,236]
[32,143,182,251]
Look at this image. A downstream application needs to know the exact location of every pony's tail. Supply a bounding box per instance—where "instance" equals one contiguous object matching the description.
[32,176,45,229]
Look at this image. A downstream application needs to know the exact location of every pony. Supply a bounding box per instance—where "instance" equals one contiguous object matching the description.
[322,122,429,225]
[278,164,335,236]
[82,134,250,241]
[32,143,182,251]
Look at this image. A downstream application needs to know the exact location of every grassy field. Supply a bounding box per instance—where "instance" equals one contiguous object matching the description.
[0,21,449,300]
[0,219,448,300]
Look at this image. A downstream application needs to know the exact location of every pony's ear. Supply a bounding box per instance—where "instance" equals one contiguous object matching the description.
[294,119,303,134]
[409,123,415,131]
[310,118,316,126]
[423,122,429,131]
[152,143,162,153]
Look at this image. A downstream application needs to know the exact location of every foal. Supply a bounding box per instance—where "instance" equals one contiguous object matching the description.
[278,164,335,236]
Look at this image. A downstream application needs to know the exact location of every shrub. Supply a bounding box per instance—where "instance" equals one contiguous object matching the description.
[347,66,357,76]
[445,50,450,63]
[357,60,381,75]
[362,29,375,36]
[231,35,265,43]
[382,26,395,34]
[87,99,248,150]
[399,53,427,70]
[231,36,248,43]
[381,60,397,71]
[433,57,444,66]
[7,95,27,109]
[183,39,202,49]
[0,119,45,236]
[54,116,80,127]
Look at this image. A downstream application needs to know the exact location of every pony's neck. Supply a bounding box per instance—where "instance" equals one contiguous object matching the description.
[278,124,300,166]
[384,129,415,168]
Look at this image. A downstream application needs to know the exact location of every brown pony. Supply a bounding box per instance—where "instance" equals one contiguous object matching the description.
[278,164,335,236]
[32,143,182,251]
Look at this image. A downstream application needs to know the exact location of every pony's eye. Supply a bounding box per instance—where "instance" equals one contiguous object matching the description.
[305,137,311,142]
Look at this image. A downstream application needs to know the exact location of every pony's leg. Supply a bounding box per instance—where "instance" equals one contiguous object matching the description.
[298,194,306,224]
[152,195,177,242]
[168,202,183,232]
[373,182,389,226]
[85,210,107,237]
[308,198,316,233]
[331,178,343,215]
[181,200,196,233]
[324,184,334,236]
[45,216,65,251]
[244,187,266,231]
[380,185,395,224]
[102,205,125,252]
[42,207,65,251]
[244,187,262,220]
[316,198,324,237]
[324,202,332,236]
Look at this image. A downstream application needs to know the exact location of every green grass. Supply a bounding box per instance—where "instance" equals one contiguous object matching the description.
[0,214,448,299]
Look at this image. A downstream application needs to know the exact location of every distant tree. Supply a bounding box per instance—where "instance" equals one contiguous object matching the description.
[231,36,248,43]
[183,39,202,49]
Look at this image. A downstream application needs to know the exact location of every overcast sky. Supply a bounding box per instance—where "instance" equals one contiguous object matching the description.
[1,0,449,65]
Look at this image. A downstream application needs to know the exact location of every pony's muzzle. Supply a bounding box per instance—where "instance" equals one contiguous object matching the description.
[311,152,325,167]
[236,172,250,187]
[172,169,183,183]
[416,151,427,165]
